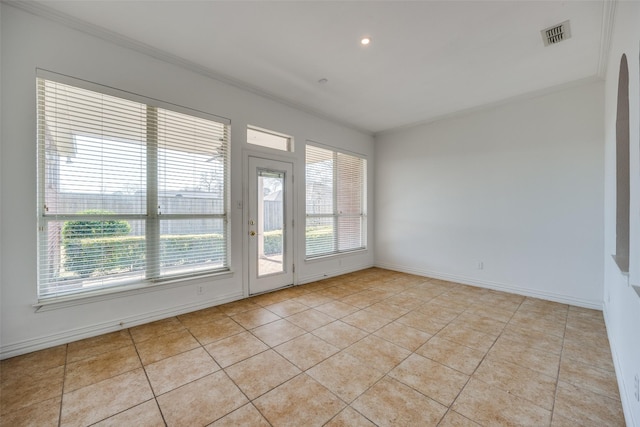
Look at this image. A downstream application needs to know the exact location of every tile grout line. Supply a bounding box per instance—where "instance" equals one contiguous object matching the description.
[391,287,478,424]
[68,329,161,426]
[57,343,69,427]
[428,289,482,426]
[284,280,430,423]
[212,367,274,426]
[2,269,621,426]
[550,305,569,424]
[441,294,528,426]
[310,283,455,424]
[336,292,446,424]
[129,327,170,427]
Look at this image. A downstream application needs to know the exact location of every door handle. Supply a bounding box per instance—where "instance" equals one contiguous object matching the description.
[250,231,256,236]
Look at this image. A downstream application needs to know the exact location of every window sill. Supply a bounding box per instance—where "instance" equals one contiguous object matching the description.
[304,248,368,263]
[611,254,629,275]
[33,270,234,312]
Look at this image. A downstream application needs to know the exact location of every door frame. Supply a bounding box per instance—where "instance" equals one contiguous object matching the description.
[242,149,297,296]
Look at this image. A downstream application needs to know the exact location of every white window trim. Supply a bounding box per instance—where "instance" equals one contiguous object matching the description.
[305,141,368,260]
[33,270,235,312]
[36,70,232,303]
[247,125,294,152]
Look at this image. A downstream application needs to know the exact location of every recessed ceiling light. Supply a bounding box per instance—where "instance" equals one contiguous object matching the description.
[361,37,371,46]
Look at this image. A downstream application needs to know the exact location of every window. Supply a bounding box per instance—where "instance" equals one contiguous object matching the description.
[247,126,292,151]
[305,143,366,258]
[37,75,229,300]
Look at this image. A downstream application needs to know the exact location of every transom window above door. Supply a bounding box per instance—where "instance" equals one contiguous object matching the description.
[247,126,293,152]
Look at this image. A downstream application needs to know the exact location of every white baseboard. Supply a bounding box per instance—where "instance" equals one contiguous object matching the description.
[1,262,601,359]
[296,263,375,286]
[374,262,603,310]
[1,263,375,359]
[0,291,244,360]
[603,304,637,427]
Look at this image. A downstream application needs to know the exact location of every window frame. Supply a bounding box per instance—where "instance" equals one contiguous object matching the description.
[304,141,367,259]
[247,125,293,152]
[36,70,231,303]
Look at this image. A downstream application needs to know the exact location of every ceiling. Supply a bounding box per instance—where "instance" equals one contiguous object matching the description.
[17,1,611,134]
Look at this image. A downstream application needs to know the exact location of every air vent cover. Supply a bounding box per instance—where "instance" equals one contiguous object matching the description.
[541,20,571,46]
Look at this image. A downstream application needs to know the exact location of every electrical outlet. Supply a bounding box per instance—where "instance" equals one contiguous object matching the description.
[477,261,484,270]
[634,373,639,402]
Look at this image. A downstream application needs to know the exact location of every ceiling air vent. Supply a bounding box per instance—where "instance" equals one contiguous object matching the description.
[541,20,571,46]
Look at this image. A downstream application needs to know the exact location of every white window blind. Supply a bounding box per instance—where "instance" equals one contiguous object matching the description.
[37,76,229,300]
[305,144,366,258]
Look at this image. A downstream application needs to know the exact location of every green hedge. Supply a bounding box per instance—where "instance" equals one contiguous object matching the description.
[263,230,283,255]
[305,226,334,256]
[261,227,334,256]
[62,211,132,276]
[64,234,225,278]
[63,222,335,277]
[62,210,131,239]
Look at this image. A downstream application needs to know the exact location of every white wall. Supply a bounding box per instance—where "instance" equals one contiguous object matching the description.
[375,81,604,308]
[603,1,640,425]
[0,2,4,354]
[0,4,374,359]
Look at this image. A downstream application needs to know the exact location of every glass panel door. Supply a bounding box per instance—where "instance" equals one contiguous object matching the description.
[248,157,293,294]
[257,170,284,276]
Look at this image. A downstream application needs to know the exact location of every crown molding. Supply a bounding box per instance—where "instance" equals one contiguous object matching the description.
[375,75,603,138]
[4,0,614,137]
[3,0,373,136]
[597,0,617,78]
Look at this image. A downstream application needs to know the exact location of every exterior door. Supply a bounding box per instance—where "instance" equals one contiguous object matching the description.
[248,157,294,294]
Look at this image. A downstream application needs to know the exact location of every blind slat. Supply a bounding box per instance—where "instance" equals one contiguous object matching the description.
[305,144,366,258]
[37,77,229,300]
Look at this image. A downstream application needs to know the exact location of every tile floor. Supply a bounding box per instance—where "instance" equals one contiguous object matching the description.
[0,268,625,426]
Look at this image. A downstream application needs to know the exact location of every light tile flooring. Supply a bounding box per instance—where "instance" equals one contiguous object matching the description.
[0,268,625,426]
